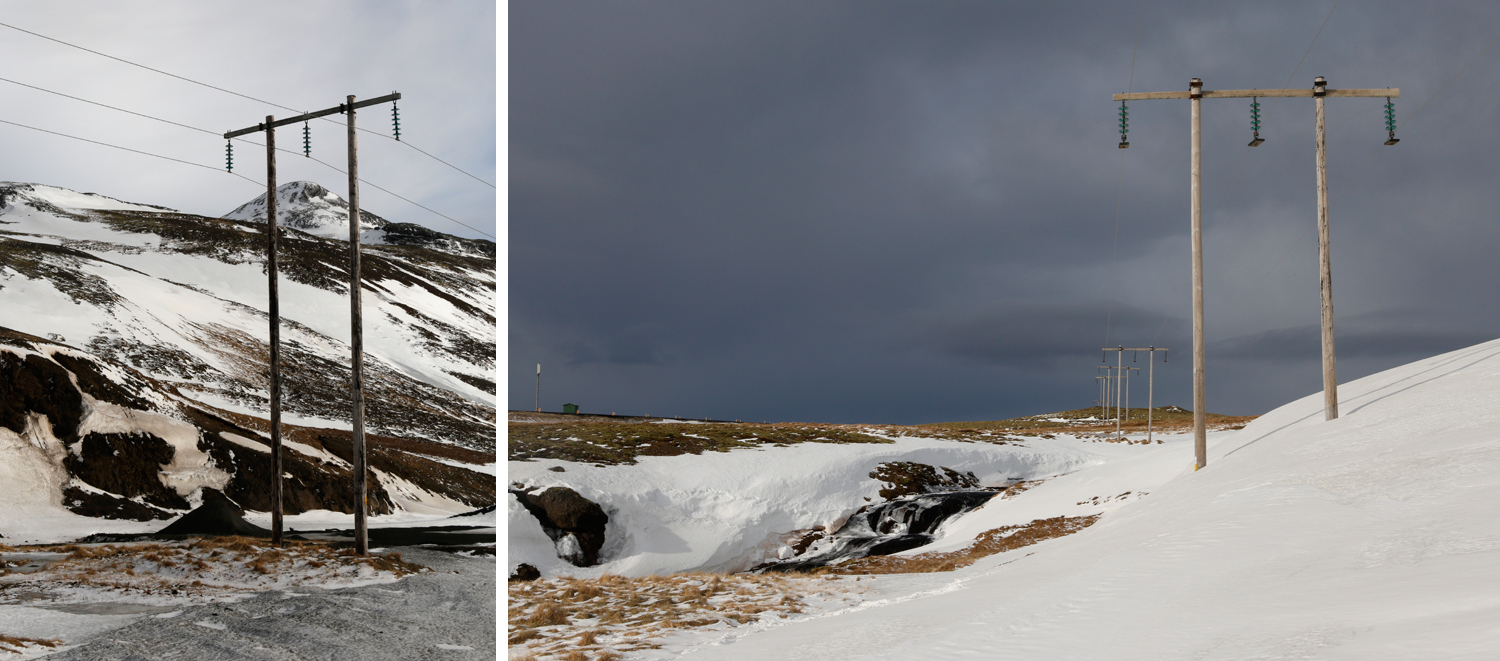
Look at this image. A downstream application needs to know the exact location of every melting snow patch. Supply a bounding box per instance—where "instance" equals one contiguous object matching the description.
[436,644,474,651]
[193,620,227,631]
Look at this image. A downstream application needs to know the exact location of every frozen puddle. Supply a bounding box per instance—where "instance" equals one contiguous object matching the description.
[3,552,67,575]
[5,588,178,616]
[35,602,179,616]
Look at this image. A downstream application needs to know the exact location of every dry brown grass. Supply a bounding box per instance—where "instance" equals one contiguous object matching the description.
[13,537,425,599]
[830,514,1101,575]
[505,571,859,658]
[0,633,61,654]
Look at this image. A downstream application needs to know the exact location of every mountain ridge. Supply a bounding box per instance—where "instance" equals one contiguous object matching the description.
[223,180,494,258]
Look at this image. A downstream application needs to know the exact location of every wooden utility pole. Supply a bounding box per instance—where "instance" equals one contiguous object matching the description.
[1105,347,1168,442]
[265,117,283,546]
[1313,76,1338,421]
[1114,78,1398,466]
[1190,77,1205,469]
[225,92,400,556]
[219,114,290,544]
[536,363,541,413]
[347,94,369,556]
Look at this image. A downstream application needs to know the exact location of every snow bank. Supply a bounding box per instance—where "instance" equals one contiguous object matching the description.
[677,338,1500,659]
[507,435,1106,577]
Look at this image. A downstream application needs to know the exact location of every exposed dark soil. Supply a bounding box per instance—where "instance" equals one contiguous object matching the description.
[61,487,175,522]
[0,350,84,445]
[64,432,190,511]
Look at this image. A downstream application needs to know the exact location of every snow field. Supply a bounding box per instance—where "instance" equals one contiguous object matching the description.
[508,433,1133,578]
[660,338,1500,659]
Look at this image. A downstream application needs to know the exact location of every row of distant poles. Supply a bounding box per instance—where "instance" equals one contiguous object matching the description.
[223,92,403,554]
[1096,346,1167,443]
[1114,77,1399,470]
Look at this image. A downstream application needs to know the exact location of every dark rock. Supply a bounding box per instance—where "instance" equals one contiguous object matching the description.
[62,487,175,521]
[0,351,85,444]
[508,563,541,582]
[869,461,981,500]
[507,557,543,578]
[51,352,154,411]
[547,466,565,473]
[157,496,273,537]
[510,486,609,567]
[63,431,191,511]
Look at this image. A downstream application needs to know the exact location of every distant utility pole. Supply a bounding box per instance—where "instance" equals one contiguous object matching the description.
[1106,347,1168,442]
[1113,78,1398,467]
[536,364,541,413]
[226,92,401,556]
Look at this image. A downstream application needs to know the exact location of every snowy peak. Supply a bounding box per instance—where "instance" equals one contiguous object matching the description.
[223,181,494,258]
[223,181,388,239]
[0,181,174,214]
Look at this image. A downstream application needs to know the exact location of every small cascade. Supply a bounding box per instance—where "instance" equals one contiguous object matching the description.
[757,490,997,572]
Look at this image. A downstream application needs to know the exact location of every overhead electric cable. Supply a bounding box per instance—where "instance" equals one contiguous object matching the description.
[0,20,495,188]
[1253,29,1500,290]
[0,116,260,186]
[1104,0,1146,349]
[0,76,493,239]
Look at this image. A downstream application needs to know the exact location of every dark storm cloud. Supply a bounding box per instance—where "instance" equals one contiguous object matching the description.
[510,2,1500,424]
[911,301,1183,369]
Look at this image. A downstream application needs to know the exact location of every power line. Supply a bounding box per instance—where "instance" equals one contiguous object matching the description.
[0,75,493,239]
[1104,0,1145,349]
[0,20,495,188]
[0,116,261,187]
[1254,29,1500,290]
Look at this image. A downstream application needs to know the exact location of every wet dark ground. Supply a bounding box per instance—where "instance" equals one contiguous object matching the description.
[44,547,496,660]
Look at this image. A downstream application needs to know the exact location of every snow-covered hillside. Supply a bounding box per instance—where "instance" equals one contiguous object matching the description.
[511,338,1500,659]
[0,182,495,534]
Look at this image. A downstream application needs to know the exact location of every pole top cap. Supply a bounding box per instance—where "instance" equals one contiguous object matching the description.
[1189,78,1203,87]
[1314,76,1327,85]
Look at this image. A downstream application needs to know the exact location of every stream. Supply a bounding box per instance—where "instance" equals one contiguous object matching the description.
[757,490,998,572]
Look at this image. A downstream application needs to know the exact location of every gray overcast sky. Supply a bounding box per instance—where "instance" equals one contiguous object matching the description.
[0,1,495,239]
[508,1,1500,424]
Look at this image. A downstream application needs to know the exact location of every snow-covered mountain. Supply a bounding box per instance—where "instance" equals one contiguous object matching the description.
[0,181,494,536]
[223,181,494,258]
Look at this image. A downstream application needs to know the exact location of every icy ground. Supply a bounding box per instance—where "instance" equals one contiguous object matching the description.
[2,547,493,660]
[510,337,1500,659]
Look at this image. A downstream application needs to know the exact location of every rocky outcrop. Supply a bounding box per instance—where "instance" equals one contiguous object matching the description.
[870,461,983,500]
[510,486,609,566]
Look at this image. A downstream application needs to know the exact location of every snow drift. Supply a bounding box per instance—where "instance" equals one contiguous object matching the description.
[659,339,1500,659]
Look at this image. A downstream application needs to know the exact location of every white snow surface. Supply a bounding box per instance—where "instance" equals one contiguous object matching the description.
[0,180,495,412]
[508,433,1109,577]
[589,339,1500,659]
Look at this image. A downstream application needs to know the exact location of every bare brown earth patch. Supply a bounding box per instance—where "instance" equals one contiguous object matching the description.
[826,514,1101,575]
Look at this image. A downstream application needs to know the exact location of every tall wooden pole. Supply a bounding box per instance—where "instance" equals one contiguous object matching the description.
[1190,78,1207,470]
[536,363,541,412]
[266,116,283,546]
[1314,76,1339,421]
[1147,347,1155,444]
[347,95,368,555]
[1116,347,1124,438]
